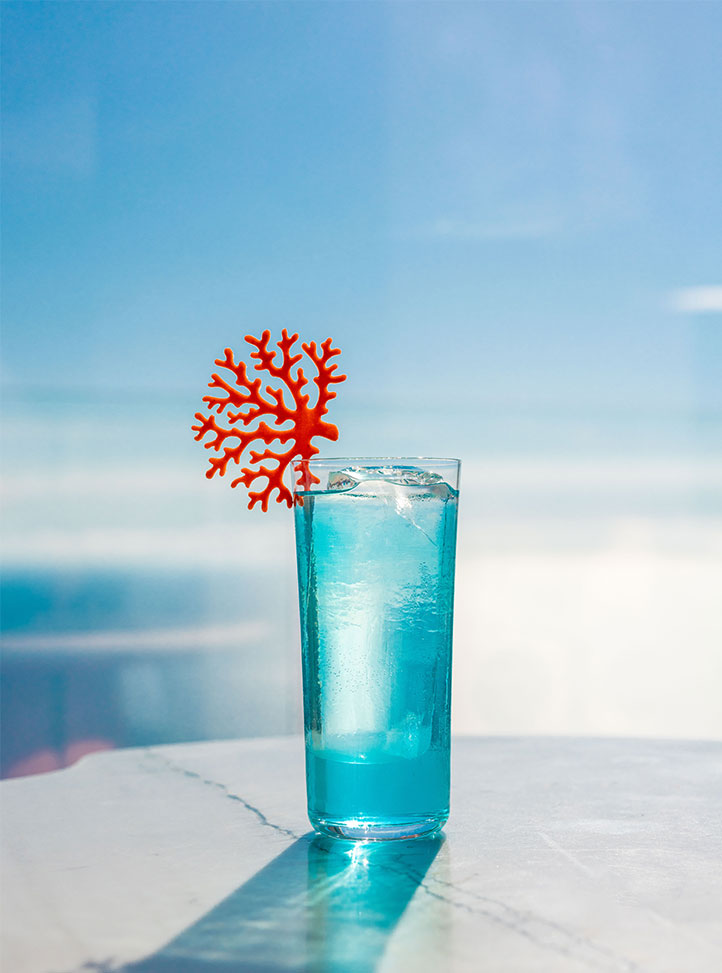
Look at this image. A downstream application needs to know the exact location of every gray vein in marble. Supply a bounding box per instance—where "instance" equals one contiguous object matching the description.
[402,861,643,973]
[143,749,301,841]
[142,750,641,971]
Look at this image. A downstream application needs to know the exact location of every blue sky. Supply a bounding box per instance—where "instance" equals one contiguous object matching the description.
[2,4,721,746]
[2,0,721,414]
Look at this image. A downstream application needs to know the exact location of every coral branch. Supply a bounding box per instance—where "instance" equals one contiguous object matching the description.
[192,330,346,509]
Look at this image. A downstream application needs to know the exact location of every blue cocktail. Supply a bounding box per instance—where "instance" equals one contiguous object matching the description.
[294,458,460,840]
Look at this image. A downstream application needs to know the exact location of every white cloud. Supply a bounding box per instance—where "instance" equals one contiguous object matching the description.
[669,287,722,314]
[0,468,199,502]
[1,621,269,655]
[0,523,289,570]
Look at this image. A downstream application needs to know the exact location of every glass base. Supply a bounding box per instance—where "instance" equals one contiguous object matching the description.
[309,811,448,841]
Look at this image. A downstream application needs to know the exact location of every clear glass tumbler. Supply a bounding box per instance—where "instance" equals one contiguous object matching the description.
[294,457,460,840]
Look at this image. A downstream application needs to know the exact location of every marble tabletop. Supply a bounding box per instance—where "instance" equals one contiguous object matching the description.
[2,736,721,972]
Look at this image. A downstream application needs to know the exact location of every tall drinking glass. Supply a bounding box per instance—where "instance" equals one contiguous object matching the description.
[294,457,460,840]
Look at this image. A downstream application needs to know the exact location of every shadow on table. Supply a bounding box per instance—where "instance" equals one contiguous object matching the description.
[124,832,443,972]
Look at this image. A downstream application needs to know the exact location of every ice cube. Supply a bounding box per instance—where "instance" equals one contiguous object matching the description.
[327,465,453,496]
[325,466,455,547]
[386,468,445,487]
[327,468,368,491]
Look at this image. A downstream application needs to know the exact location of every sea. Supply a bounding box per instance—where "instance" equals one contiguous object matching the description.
[2,392,721,776]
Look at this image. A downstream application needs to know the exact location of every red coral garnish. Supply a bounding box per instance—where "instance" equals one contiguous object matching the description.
[192,330,346,510]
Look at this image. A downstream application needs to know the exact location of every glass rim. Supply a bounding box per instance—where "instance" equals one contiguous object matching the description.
[297,456,461,465]
[293,457,461,495]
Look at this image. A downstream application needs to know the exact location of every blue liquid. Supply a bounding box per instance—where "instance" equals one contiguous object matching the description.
[295,469,458,839]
